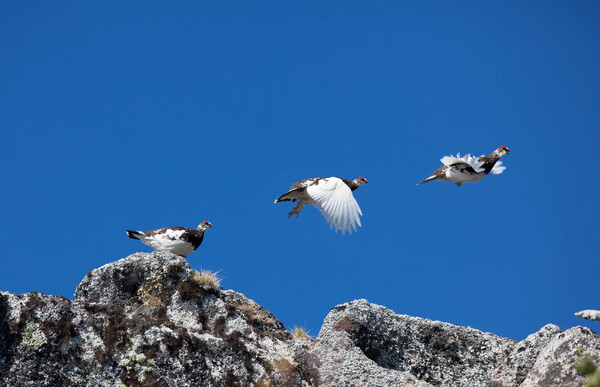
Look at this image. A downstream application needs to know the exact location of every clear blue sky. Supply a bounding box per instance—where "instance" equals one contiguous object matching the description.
[1,2,599,341]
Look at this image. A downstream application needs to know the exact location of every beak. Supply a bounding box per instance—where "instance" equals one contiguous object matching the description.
[506,147,511,153]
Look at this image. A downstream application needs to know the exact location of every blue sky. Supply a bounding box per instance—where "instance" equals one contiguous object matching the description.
[1,2,599,341]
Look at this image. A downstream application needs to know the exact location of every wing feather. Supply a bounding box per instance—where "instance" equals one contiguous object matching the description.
[490,161,506,175]
[440,152,464,166]
[441,153,485,173]
[306,177,363,235]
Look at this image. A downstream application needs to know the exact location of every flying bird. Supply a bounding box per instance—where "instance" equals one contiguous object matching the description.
[274,177,369,235]
[126,221,214,257]
[418,146,511,187]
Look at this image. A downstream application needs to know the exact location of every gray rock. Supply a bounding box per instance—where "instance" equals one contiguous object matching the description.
[311,299,597,387]
[520,326,600,387]
[1,252,599,386]
[1,251,300,386]
[297,324,430,387]
[493,323,562,385]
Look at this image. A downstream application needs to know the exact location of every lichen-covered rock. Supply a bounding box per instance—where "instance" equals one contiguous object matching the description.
[520,326,600,387]
[492,323,562,385]
[1,251,301,386]
[312,299,598,387]
[0,292,83,387]
[1,253,599,386]
[296,324,430,386]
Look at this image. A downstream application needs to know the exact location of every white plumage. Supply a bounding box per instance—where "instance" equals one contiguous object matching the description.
[274,176,369,235]
[418,146,510,186]
[136,229,194,256]
[307,178,363,235]
[441,153,485,173]
[441,153,506,175]
[126,221,213,257]
[489,161,506,175]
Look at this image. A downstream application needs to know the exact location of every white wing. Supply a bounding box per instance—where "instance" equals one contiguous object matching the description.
[490,160,506,175]
[467,154,485,173]
[440,152,464,166]
[441,153,485,173]
[306,177,363,235]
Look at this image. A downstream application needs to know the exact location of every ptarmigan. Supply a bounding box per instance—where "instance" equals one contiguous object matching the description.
[274,177,369,235]
[126,221,213,257]
[418,146,510,187]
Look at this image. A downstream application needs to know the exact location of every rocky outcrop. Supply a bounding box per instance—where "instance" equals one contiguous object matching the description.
[0,251,599,386]
[307,299,599,386]
[577,309,600,321]
[1,252,299,387]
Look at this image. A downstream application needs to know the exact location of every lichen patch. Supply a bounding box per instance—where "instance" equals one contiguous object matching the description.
[21,322,47,350]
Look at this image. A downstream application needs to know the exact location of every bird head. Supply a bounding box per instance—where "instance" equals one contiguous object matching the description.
[197,221,214,231]
[353,176,370,186]
[495,146,511,156]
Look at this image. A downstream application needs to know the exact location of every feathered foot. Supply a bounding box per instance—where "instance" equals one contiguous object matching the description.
[288,202,304,218]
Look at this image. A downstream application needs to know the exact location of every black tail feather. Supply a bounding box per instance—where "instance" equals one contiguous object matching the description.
[417,175,436,185]
[126,230,143,240]
[274,192,297,203]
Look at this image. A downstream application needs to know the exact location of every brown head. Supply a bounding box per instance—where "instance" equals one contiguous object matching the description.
[197,220,214,231]
[352,176,369,188]
[494,146,511,157]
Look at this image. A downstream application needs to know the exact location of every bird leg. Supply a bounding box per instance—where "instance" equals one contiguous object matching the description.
[288,203,304,218]
[455,182,463,187]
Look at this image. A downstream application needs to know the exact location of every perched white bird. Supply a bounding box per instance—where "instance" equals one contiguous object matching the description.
[274,176,369,235]
[418,146,510,187]
[575,310,600,321]
[126,221,213,257]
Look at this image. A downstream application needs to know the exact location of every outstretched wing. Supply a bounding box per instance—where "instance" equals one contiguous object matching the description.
[306,177,363,235]
[441,153,485,173]
[489,160,506,175]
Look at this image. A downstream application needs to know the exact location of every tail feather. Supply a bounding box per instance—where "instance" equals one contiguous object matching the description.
[274,191,298,203]
[126,230,144,240]
[417,176,437,185]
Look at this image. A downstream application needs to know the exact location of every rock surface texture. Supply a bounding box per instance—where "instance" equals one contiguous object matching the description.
[0,252,598,386]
